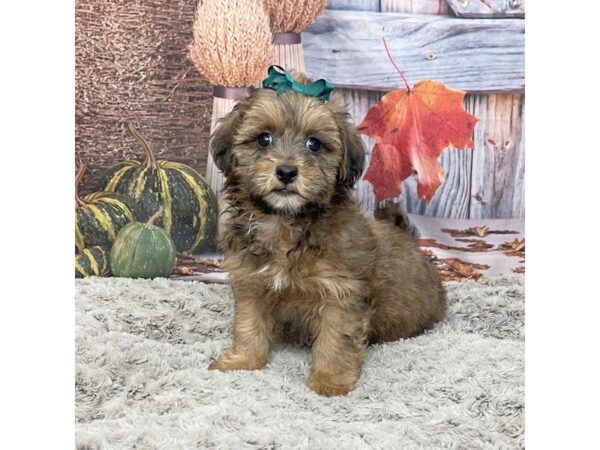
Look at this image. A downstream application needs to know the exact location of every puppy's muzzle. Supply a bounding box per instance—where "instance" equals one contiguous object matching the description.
[276,165,298,185]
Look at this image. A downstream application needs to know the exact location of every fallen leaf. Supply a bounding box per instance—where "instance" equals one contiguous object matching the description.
[498,238,525,258]
[416,251,488,282]
[455,238,494,251]
[417,238,452,250]
[193,257,222,267]
[471,226,489,237]
[358,40,478,202]
[498,238,525,252]
[174,266,196,275]
[418,238,493,253]
[442,258,490,276]
[505,251,524,258]
[442,227,519,238]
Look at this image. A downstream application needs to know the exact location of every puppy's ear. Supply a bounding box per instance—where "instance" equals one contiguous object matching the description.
[337,114,365,187]
[209,101,246,174]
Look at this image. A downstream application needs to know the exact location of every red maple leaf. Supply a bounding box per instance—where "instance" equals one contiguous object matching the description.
[358,39,479,202]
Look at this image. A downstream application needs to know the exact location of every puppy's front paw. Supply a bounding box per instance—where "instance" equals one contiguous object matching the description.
[307,372,354,397]
[208,351,267,372]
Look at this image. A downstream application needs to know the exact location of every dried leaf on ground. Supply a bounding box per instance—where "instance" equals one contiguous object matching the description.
[442,227,520,238]
[418,238,493,253]
[439,258,490,281]
[418,239,453,250]
[174,252,224,277]
[417,248,493,282]
[173,266,196,276]
[455,238,494,251]
[498,239,525,258]
[498,239,525,252]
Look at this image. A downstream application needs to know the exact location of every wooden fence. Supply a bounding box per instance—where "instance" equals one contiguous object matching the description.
[305,0,525,219]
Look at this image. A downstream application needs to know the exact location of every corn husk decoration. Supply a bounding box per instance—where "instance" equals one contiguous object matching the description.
[190,0,274,195]
[262,0,326,73]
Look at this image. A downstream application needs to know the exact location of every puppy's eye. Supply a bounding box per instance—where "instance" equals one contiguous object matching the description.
[256,133,273,149]
[306,137,321,153]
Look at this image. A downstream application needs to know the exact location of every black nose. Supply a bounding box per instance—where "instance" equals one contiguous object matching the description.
[275,165,298,184]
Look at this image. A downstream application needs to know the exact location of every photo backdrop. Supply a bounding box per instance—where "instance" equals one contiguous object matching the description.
[75,0,525,281]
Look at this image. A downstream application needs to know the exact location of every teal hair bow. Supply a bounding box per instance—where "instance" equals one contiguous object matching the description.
[262,65,334,102]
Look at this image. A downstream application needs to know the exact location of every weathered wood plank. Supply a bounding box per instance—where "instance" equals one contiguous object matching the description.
[446,0,524,18]
[512,112,525,218]
[304,10,524,94]
[397,124,475,219]
[274,42,305,72]
[326,0,380,11]
[381,0,448,14]
[396,94,526,219]
[469,94,525,218]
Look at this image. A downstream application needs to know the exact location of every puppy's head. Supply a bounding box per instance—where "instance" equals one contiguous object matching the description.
[210,75,365,215]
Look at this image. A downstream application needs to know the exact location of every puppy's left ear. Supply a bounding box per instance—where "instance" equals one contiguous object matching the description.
[337,114,365,187]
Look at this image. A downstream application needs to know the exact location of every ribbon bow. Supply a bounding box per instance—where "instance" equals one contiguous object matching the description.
[262,65,334,102]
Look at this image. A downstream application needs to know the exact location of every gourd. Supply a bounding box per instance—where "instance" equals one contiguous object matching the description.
[98,123,218,253]
[75,246,110,278]
[110,208,177,279]
[75,164,136,252]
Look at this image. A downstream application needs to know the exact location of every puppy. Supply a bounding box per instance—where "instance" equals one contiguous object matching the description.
[208,75,446,396]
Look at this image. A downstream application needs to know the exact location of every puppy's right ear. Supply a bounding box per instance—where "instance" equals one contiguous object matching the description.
[209,102,245,174]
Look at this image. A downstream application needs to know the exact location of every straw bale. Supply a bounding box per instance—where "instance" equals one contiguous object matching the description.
[263,0,327,33]
[190,0,274,87]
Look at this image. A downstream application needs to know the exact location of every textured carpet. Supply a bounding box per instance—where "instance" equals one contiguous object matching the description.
[75,276,524,449]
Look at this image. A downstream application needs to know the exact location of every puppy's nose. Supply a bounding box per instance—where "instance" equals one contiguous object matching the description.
[275,165,298,184]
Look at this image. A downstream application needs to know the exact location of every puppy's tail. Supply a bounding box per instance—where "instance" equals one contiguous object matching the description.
[374,203,420,239]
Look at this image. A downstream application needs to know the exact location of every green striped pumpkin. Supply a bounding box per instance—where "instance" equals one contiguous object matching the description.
[76,164,136,252]
[110,208,177,279]
[98,123,218,253]
[75,246,110,278]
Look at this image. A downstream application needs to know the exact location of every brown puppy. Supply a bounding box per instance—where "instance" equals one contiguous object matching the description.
[208,77,446,396]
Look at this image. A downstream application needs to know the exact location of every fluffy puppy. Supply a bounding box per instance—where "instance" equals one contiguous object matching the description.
[208,77,446,396]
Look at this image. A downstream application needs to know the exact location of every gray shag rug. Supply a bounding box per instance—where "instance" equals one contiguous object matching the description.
[75,276,524,449]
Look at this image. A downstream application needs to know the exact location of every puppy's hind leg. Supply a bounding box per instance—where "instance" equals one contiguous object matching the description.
[209,285,273,372]
[308,303,368,396]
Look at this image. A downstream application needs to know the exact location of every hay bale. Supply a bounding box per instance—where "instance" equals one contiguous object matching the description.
[75,0,213,194]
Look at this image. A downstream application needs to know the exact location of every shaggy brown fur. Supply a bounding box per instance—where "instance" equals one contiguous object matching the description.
[207,78,446,396]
